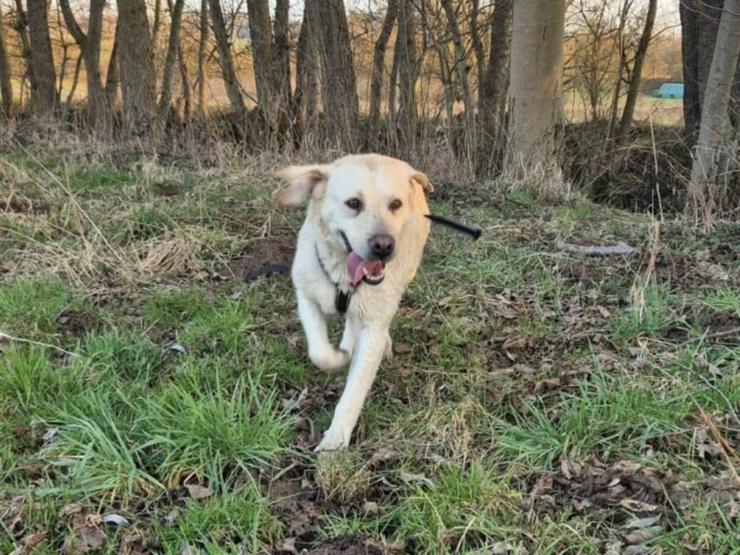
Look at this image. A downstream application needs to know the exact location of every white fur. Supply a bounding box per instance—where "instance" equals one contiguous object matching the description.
[275,154,431,450]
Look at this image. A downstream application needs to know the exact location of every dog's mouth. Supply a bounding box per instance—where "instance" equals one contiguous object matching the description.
[347,252,385,286]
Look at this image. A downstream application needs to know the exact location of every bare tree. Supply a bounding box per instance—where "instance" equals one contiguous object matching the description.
[105,23,120,107]
[158,0,186,118]
[367,0,398,147]
[208,0,245,114]
[116,0,157,137]
[293,7,319,141]
[13,0,36,104]
[307,0,359,150]
[59,0,110,130]
[396,0,417,157]
[616,0,657,143]
[246,0,291,139]
[689,0,740,225]
[26,0,57,115]
[507,0,566,183]
[480,0,513,172]
[196,0,208,115]
[0,4,13,116]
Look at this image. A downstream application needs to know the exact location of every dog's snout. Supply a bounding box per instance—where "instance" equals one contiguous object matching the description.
[369,234,395,260]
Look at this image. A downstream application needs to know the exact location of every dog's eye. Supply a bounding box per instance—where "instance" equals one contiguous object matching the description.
[345,198,362,211]
[389,199,402,212]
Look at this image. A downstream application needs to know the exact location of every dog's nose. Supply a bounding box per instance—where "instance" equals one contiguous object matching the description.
[369,234,395,260]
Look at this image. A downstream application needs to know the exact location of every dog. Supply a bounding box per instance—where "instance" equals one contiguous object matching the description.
[274,154,433,450]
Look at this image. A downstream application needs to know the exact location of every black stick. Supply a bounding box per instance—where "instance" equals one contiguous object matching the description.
[425,214,481,240]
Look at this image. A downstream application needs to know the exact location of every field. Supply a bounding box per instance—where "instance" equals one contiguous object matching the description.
[0,140,738,554]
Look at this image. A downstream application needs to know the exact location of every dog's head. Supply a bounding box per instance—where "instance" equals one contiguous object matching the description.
[274,154,432,285]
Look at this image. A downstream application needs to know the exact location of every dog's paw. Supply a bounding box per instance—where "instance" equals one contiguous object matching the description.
[309,347,350,370]
[315,426,351,451]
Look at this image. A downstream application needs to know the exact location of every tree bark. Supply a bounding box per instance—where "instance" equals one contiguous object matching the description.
[367,0,398,148]
[507,0,566,177]
[0,4,13,116]
[616,0,657,144]
[158,0,186,118]
[293,7,319,140]
[246,0,275,113]
[116,0,158,138]
[196,0,208,115]
[273,0,291,136]
[307,0,359,150]
[395,0,417,157]
[59,0,110,131]
[480,0,513,172]
[105,23,120,107]
[208,0,245,114]
[26,0,57,115]
[13,0,37,104]
[689,0,740,224]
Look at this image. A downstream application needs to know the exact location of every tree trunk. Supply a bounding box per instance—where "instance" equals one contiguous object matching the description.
[680,0,726,145]
[442,0,476,165]
[395,0,417,158]
[246,0,275,114]
[367,0,398,148]
[13,0,37,105]
[507,0,566,179]
[105,24,120,107]
[470,0,486,97]
[0,5,13,116]
[608,0,632,138]
[116,0,157,138]
[208,0,245,114]
[480,0,513,173]
[158,0,186,118]
[293,7,319,141]
[689,0,740,225]
[197,0,208,115]
[273,0,291,137]
[59,0,110,131]
[26,0,57,115]
[307,0,359,150]
[177,25,191,120]
[616,0,657,144]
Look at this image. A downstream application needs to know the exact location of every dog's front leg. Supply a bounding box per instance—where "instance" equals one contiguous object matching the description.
[316,325,387,451]
[297,294,349,370]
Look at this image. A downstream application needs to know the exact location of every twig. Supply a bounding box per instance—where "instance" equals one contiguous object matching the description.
[699,409,740,488]
[557,241,636,256]
[0,331,77,357]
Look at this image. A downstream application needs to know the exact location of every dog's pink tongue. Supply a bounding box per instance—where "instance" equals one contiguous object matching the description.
[347,252,367,286]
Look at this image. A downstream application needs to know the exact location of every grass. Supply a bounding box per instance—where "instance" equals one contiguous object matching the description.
[1,144,738,553]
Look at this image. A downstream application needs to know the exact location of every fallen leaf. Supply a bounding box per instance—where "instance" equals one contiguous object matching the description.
[625,515,661,529]
[275,537,297,554]
[102,513,130,527]
[164,509,179,527]
[21,530,48,549]
[619,498,658,512]
[59,503,85,518]
[399,471,435,487]
[184,483,212,500]
[623,525,663,544]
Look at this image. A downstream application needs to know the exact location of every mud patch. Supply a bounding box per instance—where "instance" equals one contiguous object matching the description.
[0,197,49,214]
[56,309,99,337]
[220,237,295,281]
[152,181,182,197]
[305,535,382,555]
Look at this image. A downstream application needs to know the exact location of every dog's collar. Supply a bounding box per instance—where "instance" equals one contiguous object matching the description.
[315,243,353,314]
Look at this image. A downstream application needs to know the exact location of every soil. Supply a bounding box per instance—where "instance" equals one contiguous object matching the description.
[56,309,99,337]
[222,237,295,282]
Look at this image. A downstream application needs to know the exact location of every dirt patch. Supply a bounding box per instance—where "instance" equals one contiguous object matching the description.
[220,237,295,281]
[152,181,182,197]
[304,535,382,555]
[0,197,49,214]
[696,312,740,343]
[56,309,98,337]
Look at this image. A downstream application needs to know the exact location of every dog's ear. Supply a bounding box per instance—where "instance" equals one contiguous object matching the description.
[274,165,328,207]
[411,171,433,193]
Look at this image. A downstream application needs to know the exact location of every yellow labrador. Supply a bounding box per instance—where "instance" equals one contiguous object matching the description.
[275,154,432,450]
